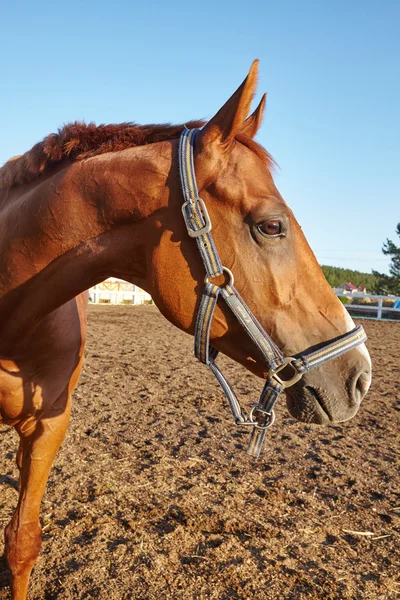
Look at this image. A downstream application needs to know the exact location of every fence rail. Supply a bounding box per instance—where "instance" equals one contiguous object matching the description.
[335,292,400,321]
[89,281,399,319]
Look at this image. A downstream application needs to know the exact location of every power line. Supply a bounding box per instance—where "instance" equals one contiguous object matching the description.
[317,256,388,262]
[315,249,385,256]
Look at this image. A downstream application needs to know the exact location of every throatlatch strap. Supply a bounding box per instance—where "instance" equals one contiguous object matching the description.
[178,128,368,458]
[208,359,247,425]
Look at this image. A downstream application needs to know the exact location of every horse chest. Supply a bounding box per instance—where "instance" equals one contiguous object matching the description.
[0,300,87,426]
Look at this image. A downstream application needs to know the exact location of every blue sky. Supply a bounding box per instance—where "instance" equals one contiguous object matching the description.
[1,0,398,274]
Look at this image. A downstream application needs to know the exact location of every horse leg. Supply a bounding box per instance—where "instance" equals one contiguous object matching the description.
[15,440,23,485]
[4,393,71,600]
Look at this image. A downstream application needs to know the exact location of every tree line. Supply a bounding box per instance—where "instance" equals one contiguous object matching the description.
[321,223,400,295]
[320,266,379,291]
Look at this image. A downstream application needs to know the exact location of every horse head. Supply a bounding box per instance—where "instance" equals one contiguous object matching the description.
[149,61,371,427]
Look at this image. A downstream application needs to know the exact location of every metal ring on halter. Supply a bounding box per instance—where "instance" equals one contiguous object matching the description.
[204,266,234,286]
[249,405,276,430]
[268,357,303,389]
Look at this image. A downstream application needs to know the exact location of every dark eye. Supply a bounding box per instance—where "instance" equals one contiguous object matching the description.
[258,220,282,237]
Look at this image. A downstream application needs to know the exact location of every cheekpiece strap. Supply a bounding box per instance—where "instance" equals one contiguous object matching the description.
[179,129,223,279]
[220,284,284,370]
[194,282,220,364]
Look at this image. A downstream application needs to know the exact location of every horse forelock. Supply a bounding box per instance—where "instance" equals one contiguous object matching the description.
[0,121,274,190]
[235,133,276,172]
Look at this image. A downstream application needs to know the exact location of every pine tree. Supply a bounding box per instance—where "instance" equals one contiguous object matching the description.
[371,224,400,295]
[320,265,378,291]
[382,223,400,280]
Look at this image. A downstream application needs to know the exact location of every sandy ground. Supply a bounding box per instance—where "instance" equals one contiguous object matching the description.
[0,305,399,600]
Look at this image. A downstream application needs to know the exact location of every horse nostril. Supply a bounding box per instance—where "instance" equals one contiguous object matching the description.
[353,370,372,402]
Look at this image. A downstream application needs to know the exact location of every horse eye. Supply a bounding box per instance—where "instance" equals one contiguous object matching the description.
[258,220,282,236]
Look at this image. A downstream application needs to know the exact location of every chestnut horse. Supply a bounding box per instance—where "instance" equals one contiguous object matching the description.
[0,61,371,599]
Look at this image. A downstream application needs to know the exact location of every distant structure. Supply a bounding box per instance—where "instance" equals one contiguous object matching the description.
[334,282,367,295]
[89,278,152,305]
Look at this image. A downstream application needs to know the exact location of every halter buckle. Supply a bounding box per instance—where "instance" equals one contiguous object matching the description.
[269,357,303,388]
[182,197,212,238]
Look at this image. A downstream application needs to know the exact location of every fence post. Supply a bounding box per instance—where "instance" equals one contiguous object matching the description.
[377,297,383,320]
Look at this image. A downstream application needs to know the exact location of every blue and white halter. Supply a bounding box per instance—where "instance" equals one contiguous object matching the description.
[178,128,367,458]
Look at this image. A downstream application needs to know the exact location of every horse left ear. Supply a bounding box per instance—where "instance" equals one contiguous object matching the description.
[239,93,266,139]
[197,60,259,147]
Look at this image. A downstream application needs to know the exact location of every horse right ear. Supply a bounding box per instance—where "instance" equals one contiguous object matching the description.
[197,60,260,148]
[239,94,266,139]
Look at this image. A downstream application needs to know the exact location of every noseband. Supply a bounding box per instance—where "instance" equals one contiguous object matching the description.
[178,129,367,458]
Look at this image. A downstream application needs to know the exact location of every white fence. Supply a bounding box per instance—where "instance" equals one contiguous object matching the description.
[335,292,400,321]
[89,279,152,305]
[89,281,400,318]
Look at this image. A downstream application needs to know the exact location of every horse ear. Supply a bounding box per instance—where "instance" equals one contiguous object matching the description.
[197,60,259,147]
[239,93,266,139]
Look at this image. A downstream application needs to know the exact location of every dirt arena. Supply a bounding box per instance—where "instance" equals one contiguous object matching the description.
[0,305,399,599]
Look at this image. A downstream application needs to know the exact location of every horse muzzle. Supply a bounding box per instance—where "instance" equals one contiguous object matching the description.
[284,348,372,424]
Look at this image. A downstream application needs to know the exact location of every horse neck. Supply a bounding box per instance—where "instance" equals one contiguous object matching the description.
[0,143,174,346]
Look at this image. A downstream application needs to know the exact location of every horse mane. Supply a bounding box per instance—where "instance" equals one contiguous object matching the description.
[0,120,274,190]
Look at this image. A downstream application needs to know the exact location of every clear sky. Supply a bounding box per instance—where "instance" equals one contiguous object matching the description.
[1,0,398,274]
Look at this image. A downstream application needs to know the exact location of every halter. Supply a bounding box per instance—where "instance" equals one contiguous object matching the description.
[178,129,367,458]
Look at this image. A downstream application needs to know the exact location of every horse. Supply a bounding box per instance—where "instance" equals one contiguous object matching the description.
[0,60,371,599]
